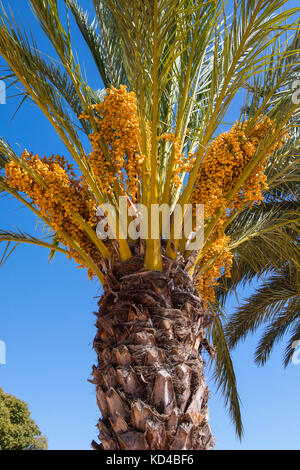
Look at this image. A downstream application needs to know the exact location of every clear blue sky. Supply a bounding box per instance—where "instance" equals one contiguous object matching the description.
[0,0,299,450]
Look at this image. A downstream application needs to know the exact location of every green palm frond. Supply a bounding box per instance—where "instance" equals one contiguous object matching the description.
[228,201,300,248]
[1,58,92,134]
[0,229,69,267]
[254,296,299,366]
[225,265,299,353]
[65,0,111,88]
[29,0,107,112]
[0,0,116,208]
[217,236,298,305]
[215,198,299,304]
[0,10,84,154]
[239,30,300,204]
[65,0,128,88]
[218,36,300,368]
[242,30,300,122]
[208,312,243,439]
[180,0,300,203]
[266,138,300,203]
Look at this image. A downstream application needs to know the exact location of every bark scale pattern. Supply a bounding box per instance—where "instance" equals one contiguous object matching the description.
[92,253,215,450]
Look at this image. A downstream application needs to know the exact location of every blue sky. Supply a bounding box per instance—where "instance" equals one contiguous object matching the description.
[0,0,299,450]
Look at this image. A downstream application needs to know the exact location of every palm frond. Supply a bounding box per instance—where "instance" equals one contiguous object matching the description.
[208,311,243,439]
[228,201,300,246]
[254,296,299,365]
[0,9,84,153]
[0,229,69,267]
[180,0,300,207]
[225,265,299,351]
[215,197,300,304]
[242,30,300,122]
[266,134,300,203]
[65,0,111,88]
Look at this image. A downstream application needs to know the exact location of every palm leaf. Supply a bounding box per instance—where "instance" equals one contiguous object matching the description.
[216,201,299,305]
[208,312,243,439]
[65,0,111,88]
[179,0,300,207]
[225,265,299,352]
[0,229,69,267]
[254,295,299,366]
[0,10,84,153]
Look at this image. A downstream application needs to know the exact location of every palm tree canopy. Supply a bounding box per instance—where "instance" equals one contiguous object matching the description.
[0,0,299,438]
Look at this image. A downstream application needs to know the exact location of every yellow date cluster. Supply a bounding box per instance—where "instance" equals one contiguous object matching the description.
[81,85,144,203]
[193,117,285,301]
[5,152,102,279]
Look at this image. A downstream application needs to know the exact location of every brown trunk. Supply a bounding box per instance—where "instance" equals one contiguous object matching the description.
[91,252,215,450]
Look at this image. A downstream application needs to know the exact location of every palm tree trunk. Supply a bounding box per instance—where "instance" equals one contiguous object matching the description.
[91,252,215,450]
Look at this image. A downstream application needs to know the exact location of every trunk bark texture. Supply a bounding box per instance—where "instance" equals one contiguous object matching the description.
[91,253,215,450]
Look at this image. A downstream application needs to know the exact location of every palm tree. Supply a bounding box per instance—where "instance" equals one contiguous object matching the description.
[0,0,299,450]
